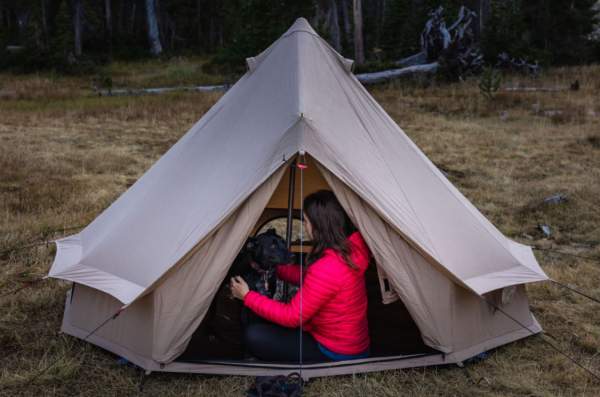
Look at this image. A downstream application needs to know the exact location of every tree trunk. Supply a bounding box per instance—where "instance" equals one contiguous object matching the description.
[218,20,223,47]
[329,0,341,51]
[312,0,326,28]
[375,0,385,49]
[341,0,352,48]
[196,0,202,47]
[208,15,215,51]
[353,0,365,64]
[145,0,162,55]
[157,0,168,50]
[40,0,48,48]
[105,0,113,58]
[172,17,176,49]
[130,1,137,35]
[72,0,83,56]
[478,0,490,36]
[117,0,125,35]
[15,8,31,44]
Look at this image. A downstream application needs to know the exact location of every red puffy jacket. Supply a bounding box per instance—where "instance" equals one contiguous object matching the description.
[244,231,370,355]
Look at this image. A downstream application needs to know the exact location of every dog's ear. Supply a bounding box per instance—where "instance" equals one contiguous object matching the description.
[266,228,277,236]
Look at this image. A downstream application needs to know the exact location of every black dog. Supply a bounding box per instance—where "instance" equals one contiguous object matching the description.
[180,229,292,360]
[240,228,293,298]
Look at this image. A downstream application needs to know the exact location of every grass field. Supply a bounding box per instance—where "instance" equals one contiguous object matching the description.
[1,62,599,396]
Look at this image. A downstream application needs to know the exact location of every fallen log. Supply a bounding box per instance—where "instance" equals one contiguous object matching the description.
[503,86,565,92]
[356,62,439,85]
[395,51,427,67]
[95,84,228,96]
[95,61,441,97]
[5,45,25,53]
[95,63,440,96]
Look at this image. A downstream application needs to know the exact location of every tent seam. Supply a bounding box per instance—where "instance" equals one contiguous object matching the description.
[314,38,441,259]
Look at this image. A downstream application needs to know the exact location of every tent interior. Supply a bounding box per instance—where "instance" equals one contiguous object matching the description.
[177,155,438,364]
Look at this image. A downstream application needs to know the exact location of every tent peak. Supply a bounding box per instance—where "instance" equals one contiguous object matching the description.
[286,18,354,72]
[285,17,318,36]
[246,17,353,74]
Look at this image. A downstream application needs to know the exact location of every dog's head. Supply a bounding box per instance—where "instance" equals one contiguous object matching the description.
[245,229,291,271]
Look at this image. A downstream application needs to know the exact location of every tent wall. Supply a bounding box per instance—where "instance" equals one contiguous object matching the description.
[60,157,542,375]
[150,164,288,363]
[63,165,287,365]
[52,18,547,378]
[318,164,541,353]
[63,288,538,379]
[65,284,154,359]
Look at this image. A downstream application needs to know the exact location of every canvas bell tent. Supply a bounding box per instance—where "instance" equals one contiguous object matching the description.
[48,18,548,378]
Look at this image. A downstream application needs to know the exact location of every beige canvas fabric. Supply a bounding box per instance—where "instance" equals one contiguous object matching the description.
[49,18,546,305]
[287,32,547,294]
[67,283,154,358]
[150,165,287,363]
[49,17,548,374]
[319,164,540,353]
[61,285,539,378]
[65,167,286,364]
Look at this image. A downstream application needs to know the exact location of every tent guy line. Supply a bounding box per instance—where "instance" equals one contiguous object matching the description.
[549,279,600,305]
[483,297,600,383]
[0,277,45,299]
[0,224,86,257]
[1,305,127,390]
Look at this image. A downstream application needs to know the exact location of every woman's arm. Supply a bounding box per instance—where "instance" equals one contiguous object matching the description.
[276,264,302,285]
[244,261,339,328]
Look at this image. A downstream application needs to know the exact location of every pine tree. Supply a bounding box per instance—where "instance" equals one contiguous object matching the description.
[483,0,597,65]
[48,0,74,67]
[213,0,314,71]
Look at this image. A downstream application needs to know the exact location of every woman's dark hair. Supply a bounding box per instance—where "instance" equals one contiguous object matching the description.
[303,190,358,269]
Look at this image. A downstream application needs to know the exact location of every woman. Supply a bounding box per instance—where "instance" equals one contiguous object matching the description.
[230,190,371,363]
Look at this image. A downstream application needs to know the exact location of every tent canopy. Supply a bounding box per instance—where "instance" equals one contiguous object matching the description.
[49,18,547,376]
[49,18,547,305]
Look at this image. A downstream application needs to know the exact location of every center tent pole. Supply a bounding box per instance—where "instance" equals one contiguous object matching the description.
[283,159,297,301]
[285,160,296,250]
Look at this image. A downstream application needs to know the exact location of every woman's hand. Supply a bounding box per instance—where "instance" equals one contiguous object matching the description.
[230,276,250,300]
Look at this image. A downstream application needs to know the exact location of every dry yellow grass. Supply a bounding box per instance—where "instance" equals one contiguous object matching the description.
[1,64,599,396]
